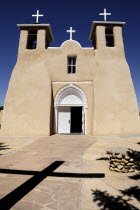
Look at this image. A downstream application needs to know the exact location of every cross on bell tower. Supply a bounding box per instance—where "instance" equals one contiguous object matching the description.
[32,10,44,23]
[99,8,111,21]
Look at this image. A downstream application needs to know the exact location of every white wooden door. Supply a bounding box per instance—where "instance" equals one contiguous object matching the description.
[58,106,70,134]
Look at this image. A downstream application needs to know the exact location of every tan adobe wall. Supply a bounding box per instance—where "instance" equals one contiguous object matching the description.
[0,110,3,126]
[1,25,140,136]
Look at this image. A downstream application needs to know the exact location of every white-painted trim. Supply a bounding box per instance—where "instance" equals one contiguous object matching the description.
[57,104,83,107]
[54,84,88,108]
[82,47,94,49]
[48,46,94,50]
[54,84,88,134]
[52,81,93,84]
[84,108,88,135]
[48,47,60,49]
[60,40,82,48]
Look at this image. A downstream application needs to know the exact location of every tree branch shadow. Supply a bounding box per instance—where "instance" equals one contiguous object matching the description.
[91,189,139,210]
[129,173,140,180]
[96,151,110,161]
[120,186,140,202]
[0,143,10,151]
[0,143,10,155]
[128,149,140,171]
[96,157,109,161]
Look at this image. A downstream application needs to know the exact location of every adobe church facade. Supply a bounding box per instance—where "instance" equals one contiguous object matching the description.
[1,21,140,136]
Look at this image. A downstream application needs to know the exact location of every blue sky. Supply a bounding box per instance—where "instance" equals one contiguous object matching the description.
[0,0,140,110]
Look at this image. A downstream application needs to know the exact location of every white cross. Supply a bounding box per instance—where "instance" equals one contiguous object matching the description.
[66,27,76,40]
[99,8,111,21]
[32,10,44,23]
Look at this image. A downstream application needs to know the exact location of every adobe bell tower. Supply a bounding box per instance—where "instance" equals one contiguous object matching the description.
[89,21,140,135]
[1,22,54,136]
[89,21,125,55]
[18,24,53,53]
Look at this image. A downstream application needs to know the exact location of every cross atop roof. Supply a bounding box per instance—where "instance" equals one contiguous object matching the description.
[32,10,44,23]
[66,27,76,40]
[99,8,111,21]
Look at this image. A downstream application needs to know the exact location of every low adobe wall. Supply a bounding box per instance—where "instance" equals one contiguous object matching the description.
[109,148,135,173]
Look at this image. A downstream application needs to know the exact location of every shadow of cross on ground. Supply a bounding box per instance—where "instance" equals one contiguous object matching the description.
[0,161,105,209]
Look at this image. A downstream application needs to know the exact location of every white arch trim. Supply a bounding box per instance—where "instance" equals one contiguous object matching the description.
[60,40,82,48]
[54,84,88,108]
[54,84,88,134]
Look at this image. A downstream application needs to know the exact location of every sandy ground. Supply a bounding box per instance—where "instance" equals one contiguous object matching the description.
[0,137,40,155]
[82,136,140,210]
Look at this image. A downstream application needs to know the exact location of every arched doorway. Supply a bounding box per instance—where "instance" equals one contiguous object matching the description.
[54,84,88,134]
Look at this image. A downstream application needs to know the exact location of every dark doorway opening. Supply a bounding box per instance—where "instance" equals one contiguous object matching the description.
[71,107,82,134]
